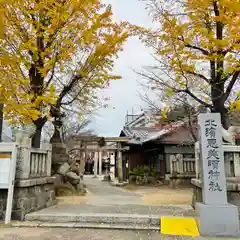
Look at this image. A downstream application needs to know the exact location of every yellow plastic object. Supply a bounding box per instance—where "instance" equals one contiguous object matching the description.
[161,216,200,236]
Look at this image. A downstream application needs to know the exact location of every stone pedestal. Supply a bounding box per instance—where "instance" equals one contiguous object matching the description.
[197,203,239,237]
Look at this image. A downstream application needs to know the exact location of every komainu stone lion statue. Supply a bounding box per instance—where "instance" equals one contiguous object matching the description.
[222,126,240,145]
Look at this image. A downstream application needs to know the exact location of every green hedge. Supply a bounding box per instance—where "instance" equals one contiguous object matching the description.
[129,165,156,177]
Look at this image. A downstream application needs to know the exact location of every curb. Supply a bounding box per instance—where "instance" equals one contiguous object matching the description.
[25,213,160,224]
[24,213,160,230]
[11,221,160,231]
[9,221,160,232]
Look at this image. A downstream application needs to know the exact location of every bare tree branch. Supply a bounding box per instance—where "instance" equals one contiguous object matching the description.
[223,71,240,101]
[185,71,210,83]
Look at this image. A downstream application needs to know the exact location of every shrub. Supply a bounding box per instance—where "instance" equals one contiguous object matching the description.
[129,165,157,177]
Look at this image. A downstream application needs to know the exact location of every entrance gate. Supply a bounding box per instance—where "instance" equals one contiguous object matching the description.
[68,136,130,182]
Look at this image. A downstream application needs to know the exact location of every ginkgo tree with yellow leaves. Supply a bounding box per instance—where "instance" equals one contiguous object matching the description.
[0,0,12,38]
[1,0,41,127]
[1,0,129,147]
[134,0,240,129]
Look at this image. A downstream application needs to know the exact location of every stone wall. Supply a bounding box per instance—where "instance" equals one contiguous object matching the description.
[0,177,56,221]
[0,133,56,221]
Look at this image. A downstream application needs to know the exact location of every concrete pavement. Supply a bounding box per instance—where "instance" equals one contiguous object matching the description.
[83,176,144,205]
[0,228,159,240]
[52,176,195,215]
[22,176,195,230]
[25,176,195,219]
[11,176,199,235]
[0,227,235,240]
[7,176,239,237]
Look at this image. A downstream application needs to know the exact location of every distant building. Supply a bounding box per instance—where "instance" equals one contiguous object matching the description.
[120,110,196,181]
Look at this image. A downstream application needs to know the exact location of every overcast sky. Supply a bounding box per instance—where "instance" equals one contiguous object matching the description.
[89,0,155,137]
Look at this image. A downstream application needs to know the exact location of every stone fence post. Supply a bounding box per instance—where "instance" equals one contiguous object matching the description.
[15,133,31,179]
[170,154,184,174]
[41,142,52,177]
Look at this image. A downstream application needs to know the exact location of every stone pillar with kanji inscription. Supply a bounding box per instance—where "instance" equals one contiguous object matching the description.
[197,113,239,237]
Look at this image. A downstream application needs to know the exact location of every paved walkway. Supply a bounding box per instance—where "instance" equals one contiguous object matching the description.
[84,176,143,205]
[26,176,196,217]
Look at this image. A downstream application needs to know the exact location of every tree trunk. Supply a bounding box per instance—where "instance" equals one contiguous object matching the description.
[211,105,230,129]
[32,118,46,148]
[184,103,197,142]
[211,84,230,129]
[32,126,43,148]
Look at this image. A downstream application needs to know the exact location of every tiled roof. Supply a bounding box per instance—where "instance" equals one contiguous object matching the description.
[121,109,190,144]
[122,120,186,144]
[122,110,240,145]
[122,127,160,143]
[142,120,185,143]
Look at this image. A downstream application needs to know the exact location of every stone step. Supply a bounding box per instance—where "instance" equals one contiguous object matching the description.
[11,221,160,231]
[25,212,160,227]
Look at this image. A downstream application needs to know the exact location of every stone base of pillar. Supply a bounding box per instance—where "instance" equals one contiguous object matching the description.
[197,202,240,237]
[92,175,98,179]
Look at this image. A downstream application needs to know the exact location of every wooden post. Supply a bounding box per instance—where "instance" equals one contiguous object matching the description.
[84,141,87,174]
[117,142,123,183]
